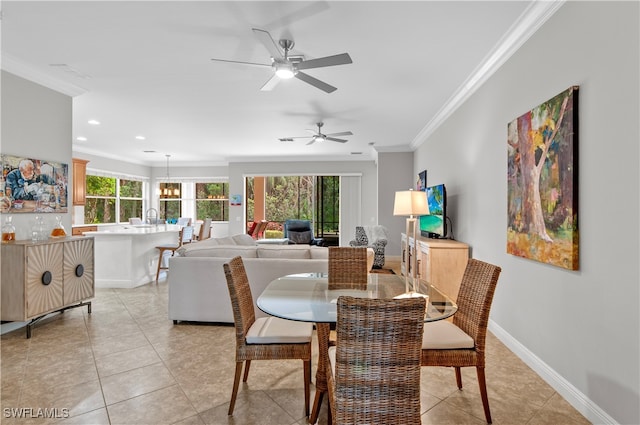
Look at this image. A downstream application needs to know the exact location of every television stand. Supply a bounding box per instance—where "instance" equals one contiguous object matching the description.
[400,233,469,301]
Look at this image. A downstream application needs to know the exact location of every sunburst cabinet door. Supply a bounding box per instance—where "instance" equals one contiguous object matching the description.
[26,243,64,318]
[64,238,95,305]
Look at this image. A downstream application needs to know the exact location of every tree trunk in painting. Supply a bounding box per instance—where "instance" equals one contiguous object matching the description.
[516,113,553,242]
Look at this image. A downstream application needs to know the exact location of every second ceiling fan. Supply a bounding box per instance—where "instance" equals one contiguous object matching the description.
[280,122,353,145]
[211,28,352,93]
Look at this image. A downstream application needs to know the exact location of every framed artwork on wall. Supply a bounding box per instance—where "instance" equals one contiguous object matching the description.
[417,170,427,191]
[1,154,69,213]
[507,86,579,270]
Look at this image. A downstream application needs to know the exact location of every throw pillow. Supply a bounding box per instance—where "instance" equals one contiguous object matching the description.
[355,226,368,245]
[288,230,313,244]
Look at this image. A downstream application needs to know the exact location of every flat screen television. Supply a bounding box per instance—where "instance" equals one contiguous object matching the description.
[419,184,446,238]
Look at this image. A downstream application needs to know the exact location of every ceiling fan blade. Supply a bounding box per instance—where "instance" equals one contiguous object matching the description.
[326,131,353,137]
[306,138,317,145]
[295,71,337,93]
[260,73,281,91]
[326,137,348,143]
[297,53,353,70]
[252,28,284,60]
[281,135,313,140]
[210,58,271,67]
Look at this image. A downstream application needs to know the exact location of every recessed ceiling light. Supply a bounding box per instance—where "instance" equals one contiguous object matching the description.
[143,150,157,153]
[88,119,100,125]
[76,136,87,141]
[135,135,146,140]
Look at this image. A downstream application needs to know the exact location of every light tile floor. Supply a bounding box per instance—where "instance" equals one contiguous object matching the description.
[1,268,591,425]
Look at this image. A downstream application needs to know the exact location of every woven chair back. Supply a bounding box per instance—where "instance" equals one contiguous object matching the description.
[334,296,426,424]
[453,258,502,349]
[328,247,368,288]
[223,256,256,347]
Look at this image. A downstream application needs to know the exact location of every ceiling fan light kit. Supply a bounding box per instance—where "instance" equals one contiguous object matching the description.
[210,28,352,93]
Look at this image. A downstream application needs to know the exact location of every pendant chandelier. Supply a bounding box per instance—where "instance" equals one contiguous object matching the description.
[163,154,180,197]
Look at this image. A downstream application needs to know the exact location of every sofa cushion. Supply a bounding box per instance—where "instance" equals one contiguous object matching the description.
[257,245,312,259]
[288,230,313,244]
[215,236,236,245]
[309,247,329,259]
[181,245,258,258]
[232,234,258,246]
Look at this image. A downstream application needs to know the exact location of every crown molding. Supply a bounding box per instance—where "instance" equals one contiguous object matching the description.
[410,0,565,150]
[1,54,88,97]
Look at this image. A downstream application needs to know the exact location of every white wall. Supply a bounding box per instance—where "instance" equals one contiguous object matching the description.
[377,151,414,256]
[1,71,72,239]
[413,2,639,424]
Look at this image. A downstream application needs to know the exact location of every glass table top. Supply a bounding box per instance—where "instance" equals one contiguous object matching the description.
[257,272,458,323]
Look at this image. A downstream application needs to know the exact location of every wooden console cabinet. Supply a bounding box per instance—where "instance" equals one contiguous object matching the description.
[1,237,94,337]
[401,234,469,301]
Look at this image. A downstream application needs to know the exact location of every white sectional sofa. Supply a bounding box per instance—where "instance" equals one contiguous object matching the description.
[168,234,332,324]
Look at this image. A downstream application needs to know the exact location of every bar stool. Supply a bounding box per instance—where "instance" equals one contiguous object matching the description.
[155,228,186,282]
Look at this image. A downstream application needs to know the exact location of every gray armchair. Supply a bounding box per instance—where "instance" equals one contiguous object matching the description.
[349,226,388,269]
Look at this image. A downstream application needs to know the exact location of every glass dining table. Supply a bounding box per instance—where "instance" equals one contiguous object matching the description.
[257,272,458,424]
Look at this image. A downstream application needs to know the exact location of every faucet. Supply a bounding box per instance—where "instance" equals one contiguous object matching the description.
[145,208,158,227]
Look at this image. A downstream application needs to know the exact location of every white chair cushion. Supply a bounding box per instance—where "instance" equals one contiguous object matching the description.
[328,346,336,377]
[246,317,313,344]
[422,320,475,349]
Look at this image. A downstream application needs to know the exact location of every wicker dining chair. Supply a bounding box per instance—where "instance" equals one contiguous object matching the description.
[328,246,368,289]
[223,256,312,417]
[327,296,426,425]
[421,258,502,424]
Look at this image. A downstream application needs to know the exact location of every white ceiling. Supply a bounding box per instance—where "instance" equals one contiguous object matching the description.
[1,1,557,167]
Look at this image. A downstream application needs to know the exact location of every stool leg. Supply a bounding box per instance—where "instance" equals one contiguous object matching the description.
[155,248,165,282]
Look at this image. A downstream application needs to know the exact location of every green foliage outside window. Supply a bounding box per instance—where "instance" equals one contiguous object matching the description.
[196,183,228,221]
[246,176,339,235]
[85,175,143,224]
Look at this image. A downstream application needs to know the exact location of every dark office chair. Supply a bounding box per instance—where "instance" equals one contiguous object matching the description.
[283,219,324,246]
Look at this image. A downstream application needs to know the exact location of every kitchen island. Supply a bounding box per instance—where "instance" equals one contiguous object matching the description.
[82,224,181,288]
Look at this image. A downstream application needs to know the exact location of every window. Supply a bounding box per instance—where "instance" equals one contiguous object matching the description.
[159,183,182,220]
[195,182,228,221]
[246,175,339,238]
[119,179,143,222]
[85,175,145,224]
[85,176,116,224]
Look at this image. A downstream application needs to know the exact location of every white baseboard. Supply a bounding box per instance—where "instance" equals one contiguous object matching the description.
[489,320,617,424]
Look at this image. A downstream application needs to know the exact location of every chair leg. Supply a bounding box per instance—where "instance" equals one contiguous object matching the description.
[155,248,164,282]
[242,360,251,382]
[455,366,463,389]
[228,362,243,415]
[476,367,492,424]
[310,390,325,424]
[303,359,311,417]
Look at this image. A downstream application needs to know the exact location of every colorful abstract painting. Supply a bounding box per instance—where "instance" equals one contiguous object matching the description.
[507,86,579,270]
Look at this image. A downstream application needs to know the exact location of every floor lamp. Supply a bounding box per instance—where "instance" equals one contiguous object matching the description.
[393,189,429,298]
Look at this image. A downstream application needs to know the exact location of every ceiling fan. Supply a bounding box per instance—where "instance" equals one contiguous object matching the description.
[211,28,352,93]
[279,122,353,145]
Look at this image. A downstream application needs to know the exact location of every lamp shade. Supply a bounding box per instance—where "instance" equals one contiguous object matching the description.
[393,190,429,216]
